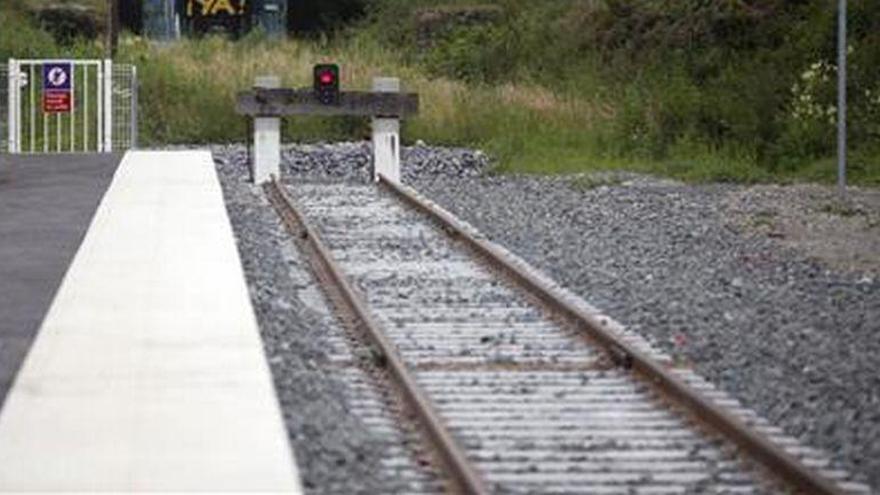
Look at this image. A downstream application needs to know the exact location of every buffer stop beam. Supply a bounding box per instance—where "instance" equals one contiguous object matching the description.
[236,80,419,184]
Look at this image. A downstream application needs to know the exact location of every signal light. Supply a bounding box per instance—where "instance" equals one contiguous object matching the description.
[313,64,340,105]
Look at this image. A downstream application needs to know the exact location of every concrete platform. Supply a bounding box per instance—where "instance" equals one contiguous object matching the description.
[0,153,122,408]
[0,151,301,492]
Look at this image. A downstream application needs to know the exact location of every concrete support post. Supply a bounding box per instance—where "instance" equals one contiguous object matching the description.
[372,77,401,183]
[252,76,281,184]
[103,59,113,152]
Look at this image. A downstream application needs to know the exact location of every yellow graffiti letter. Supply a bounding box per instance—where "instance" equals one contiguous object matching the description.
[210,0,237,15]
[187,0,210,16]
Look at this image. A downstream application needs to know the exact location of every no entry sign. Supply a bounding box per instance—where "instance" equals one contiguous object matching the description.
[43,62,73,113]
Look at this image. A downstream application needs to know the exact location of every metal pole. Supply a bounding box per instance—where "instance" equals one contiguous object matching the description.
[43,64,48,153]
[131,66,138,149]
[11,60,23,153]
[97,62,103,152]
[7,59,16,154]
[84,65,89,151]
[30,65,35,152]
[103,59,113,152]
[70,64,75,152]
[105,0,118,58]
[837,0,847,198]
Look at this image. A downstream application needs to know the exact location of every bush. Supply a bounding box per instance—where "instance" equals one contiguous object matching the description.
[2,0,876,184]
[368,0,879,183]
[116,35,374,144]
[0,9,62,60]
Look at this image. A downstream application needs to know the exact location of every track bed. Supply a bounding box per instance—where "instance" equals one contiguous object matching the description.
[270,180,869,495]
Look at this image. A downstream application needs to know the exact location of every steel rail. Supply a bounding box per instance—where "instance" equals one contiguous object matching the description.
[379,174,846,495]
[265,178,489,495]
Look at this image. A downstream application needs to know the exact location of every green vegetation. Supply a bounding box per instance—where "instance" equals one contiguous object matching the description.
[116,34,395,143]
[1,0,878,185]
[820,201,866,218]
[368,0,880,184]
[0,4,103,59]
[570,174,625,192]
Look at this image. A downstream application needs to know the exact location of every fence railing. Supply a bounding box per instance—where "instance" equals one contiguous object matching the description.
[112,63,138,151]
[3,59,137,154]
[1,64,7,153]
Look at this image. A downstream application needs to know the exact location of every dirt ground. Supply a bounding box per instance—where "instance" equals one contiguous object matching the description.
[724,184,880,276]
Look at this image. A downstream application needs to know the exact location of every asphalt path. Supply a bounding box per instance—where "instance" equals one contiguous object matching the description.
[0,153,121,408]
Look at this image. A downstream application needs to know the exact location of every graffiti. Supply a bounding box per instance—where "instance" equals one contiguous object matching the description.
[186,0,247,17]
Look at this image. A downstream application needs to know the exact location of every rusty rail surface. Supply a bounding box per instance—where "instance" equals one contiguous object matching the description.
[265,177,488,495]
[378,174,845,495]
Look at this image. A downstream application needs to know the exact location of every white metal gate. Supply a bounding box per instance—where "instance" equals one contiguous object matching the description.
[4,59,137,154]
[0,63,8,153]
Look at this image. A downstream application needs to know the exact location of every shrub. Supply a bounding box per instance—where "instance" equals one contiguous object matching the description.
[0,9,62,60]
[367,0,879,182]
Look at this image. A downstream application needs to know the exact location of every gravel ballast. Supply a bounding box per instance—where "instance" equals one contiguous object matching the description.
[412,173,880,492]
[215,142,878,492]
[215,153,438,494]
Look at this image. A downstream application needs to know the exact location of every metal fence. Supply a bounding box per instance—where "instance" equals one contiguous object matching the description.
[4,59,137,154]
[0,64,7,153]
[112,64,138,151]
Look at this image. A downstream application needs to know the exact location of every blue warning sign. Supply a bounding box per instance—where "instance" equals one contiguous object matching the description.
[43,62,73,113]
[43,63,72,91]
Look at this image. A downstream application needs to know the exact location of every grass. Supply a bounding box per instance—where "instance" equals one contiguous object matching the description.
[0,2,876,186]
[749,210,777,229]
[26,0,105,10]
[117,34,610,155]
[120,35,666,177]
[105,34,877,185]
[569,174,625,192]
[820,202,866,218]
[118,34,425,143]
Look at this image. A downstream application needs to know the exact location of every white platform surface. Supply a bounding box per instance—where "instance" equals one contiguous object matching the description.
[0,151,301,492]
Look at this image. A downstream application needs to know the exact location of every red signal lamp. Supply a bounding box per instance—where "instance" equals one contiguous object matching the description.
[313,64,340,105]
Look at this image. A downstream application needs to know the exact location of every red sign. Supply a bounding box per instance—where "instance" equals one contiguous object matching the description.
[43,90,72,113]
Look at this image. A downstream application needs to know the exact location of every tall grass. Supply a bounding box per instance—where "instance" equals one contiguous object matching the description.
[54,33,880,185]
[117,34,607,166]
[119,34,415,143]
[366,0,880,185]
[2,0,878,185]
[120,34,654,177]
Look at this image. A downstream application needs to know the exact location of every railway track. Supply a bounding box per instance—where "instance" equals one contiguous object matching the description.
[265,176,869,494]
